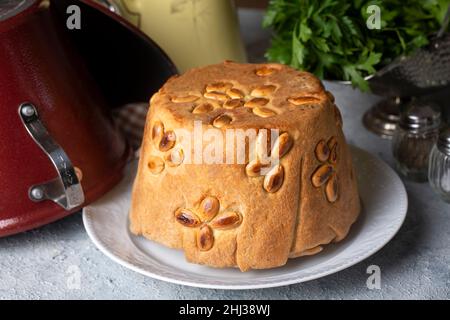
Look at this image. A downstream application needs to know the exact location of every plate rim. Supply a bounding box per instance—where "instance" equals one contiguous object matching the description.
[82,146,408,290]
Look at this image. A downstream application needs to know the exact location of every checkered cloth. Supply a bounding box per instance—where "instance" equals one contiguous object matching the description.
[112,102,148,150]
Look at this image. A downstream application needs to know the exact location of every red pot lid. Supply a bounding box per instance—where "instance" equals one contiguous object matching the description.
[0,0,177,237]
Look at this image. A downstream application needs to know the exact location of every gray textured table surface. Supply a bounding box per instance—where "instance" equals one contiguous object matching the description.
[1,9,449,300]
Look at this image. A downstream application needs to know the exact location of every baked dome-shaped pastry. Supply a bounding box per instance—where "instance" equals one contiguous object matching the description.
[130,61,360,271]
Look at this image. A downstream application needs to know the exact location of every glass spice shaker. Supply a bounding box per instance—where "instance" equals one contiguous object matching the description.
[428,127,450,203]
[392,100,441,182]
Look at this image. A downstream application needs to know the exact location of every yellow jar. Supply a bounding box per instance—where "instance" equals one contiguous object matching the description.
[105,0,247,72]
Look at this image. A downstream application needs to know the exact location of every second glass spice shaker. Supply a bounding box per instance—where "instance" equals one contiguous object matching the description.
[392,100,441,182]
[428,128,450,203]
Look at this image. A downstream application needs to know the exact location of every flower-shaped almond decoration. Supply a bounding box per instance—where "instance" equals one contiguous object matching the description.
[311,137,339,203]
[174,196,242,251]
[147,121,185,175]
[172,77,280,121]
[245,131,293,193]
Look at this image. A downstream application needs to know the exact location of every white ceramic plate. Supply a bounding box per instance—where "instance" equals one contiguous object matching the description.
[83,146,407,290]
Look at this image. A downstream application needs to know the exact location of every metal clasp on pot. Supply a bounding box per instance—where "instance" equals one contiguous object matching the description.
[18,102,85,210]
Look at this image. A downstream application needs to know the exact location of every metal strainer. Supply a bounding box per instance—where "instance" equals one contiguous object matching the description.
[364,6,450,138]
[369,34,450,98]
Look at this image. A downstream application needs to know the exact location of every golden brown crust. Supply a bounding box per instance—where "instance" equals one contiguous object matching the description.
[129,61,360,271]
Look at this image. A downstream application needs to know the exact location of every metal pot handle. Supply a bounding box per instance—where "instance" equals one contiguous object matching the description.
[96,0,122,16]
[19,103,85,210]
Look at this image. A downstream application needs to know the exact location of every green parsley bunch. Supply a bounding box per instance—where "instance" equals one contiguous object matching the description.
[263,0,450,90]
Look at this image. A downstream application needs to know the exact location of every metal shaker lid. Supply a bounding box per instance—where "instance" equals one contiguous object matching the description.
[0,0,38,22]
[438,127,450,156]
[399,100,441,132]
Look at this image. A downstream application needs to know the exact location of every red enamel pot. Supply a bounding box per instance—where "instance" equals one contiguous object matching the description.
[0,0,177,236]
